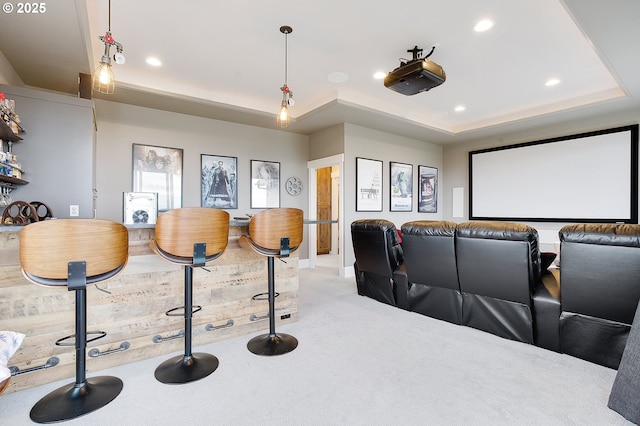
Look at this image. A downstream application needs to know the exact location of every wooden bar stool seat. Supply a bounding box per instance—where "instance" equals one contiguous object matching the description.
[20,219,129,423]
[239,208,303,356]
[150,207,229,384]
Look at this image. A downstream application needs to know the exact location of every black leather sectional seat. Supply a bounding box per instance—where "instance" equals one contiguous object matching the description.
[559,223,640,369]
[400,220,462,324]
[351,219,640,369]
[351,219,407,308]
[455,221,543,344]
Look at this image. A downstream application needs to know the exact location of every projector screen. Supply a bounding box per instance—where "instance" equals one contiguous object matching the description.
[469,124,638,223]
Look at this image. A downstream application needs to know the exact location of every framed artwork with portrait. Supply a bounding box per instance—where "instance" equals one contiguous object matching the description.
[418,165,438,213]
[390,161,413,212]
[132,144,183,211]
[356,157,383,212]
[201,154,238,209]
[250,160,280,208]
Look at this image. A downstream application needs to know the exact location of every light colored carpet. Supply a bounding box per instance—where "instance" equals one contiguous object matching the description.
[0,262,632,425]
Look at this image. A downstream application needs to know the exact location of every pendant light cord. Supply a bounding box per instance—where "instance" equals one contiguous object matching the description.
[283,31,288,85]
[108,0,111,31]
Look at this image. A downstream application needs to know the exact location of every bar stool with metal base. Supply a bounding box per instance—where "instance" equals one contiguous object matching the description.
[150,207,229,384]
[19,219,129,424]
[240,207,303,356]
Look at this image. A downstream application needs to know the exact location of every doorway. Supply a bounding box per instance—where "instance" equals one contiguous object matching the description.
[316,166,332,255]
[307,154,344,277]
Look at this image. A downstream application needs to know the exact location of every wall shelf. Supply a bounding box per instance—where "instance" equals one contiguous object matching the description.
[0,175,28,186]
[0,116,22,143]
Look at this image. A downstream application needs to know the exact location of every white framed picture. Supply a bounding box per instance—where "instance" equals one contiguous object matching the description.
[201,154,238,209]
[356,157,383,212]
[132,144,182,211]
[418,165,438,213]
[123,192,158,225]
[250,159,280,209]
[390,161,413,212]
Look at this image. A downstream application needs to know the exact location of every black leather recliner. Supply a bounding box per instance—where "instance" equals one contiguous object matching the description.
[351,219,407,309]
[559,223,640,369]
[400,220,462,324]
[455,221,542,344]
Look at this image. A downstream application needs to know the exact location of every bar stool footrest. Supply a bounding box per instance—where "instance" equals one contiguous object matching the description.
[166,305,202,317]
[252,292,279,301]
[55,330,107,346]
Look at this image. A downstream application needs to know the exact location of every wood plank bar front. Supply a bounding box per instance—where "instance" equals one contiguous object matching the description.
[0,223,299,394]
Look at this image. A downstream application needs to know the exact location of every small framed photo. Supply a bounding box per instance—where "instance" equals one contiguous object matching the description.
[123,192,158,225]
[418,165,438,213]
[201,154,238,209]
[251,160,280,208]
[356,157,383,212]
[390,161,413,212]
[132,144,183,211]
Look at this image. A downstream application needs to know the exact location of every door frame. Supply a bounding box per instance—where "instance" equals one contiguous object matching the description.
[307,154,345,276]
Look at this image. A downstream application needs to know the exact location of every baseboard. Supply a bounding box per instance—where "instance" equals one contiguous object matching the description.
[297,258,353,278]
[343,265,354,278]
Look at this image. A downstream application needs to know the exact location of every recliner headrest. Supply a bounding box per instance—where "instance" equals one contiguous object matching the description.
[457,221,538,243]
[560,223,640,248]
[402,220,457,238]
[351,219,400,246]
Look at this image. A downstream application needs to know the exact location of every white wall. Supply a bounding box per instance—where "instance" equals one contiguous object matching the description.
[93,99,311,258]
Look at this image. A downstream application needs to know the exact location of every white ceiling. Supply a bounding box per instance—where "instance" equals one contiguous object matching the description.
[0,0,638,144]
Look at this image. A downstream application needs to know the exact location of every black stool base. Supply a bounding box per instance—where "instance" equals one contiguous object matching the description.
[30,376,123,424]
[154,353,219,384]
[247,333,298,356]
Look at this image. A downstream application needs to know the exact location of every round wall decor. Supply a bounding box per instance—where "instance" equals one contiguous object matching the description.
[285,176,303,196]
[132,209,149,223]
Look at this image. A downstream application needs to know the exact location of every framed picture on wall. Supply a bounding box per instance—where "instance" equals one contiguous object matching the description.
[390,161,413,212]
[132,144,183,211]
[201,154,238,209]
[123,192,158,225]
[356,157,383,212]
[418,165,438,213]
[251,160,280,208]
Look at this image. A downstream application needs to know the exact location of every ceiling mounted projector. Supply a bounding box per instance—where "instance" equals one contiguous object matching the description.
[384,45,446,95]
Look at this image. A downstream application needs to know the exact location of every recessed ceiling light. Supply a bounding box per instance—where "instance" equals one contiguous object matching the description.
[373,71,386,80]
[545,78,561,86]
[474,19,494,32]
[328,72,349,83]
[454,105,466,112]
[146,57,162,67]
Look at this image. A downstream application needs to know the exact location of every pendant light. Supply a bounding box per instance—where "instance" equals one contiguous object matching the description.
[276,26,294,128]
[92,0,125,94]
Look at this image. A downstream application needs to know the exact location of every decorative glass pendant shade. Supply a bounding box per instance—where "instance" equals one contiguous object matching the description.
[277,85,291,128]
[93,42,115,94]
[276,26,293,128]
[92,1,124,95]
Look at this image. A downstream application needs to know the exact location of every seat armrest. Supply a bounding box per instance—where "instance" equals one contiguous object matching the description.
[393,264,410,310]
[532,270,561,352]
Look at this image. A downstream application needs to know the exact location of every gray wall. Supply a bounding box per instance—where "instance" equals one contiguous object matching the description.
[93,99,311,258]
[342,123,443,273]
[0,51,22,87]
[0,84,94,219]
[309,124,345,161]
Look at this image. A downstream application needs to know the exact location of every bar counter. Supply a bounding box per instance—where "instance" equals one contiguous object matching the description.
[0,221,299,394]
